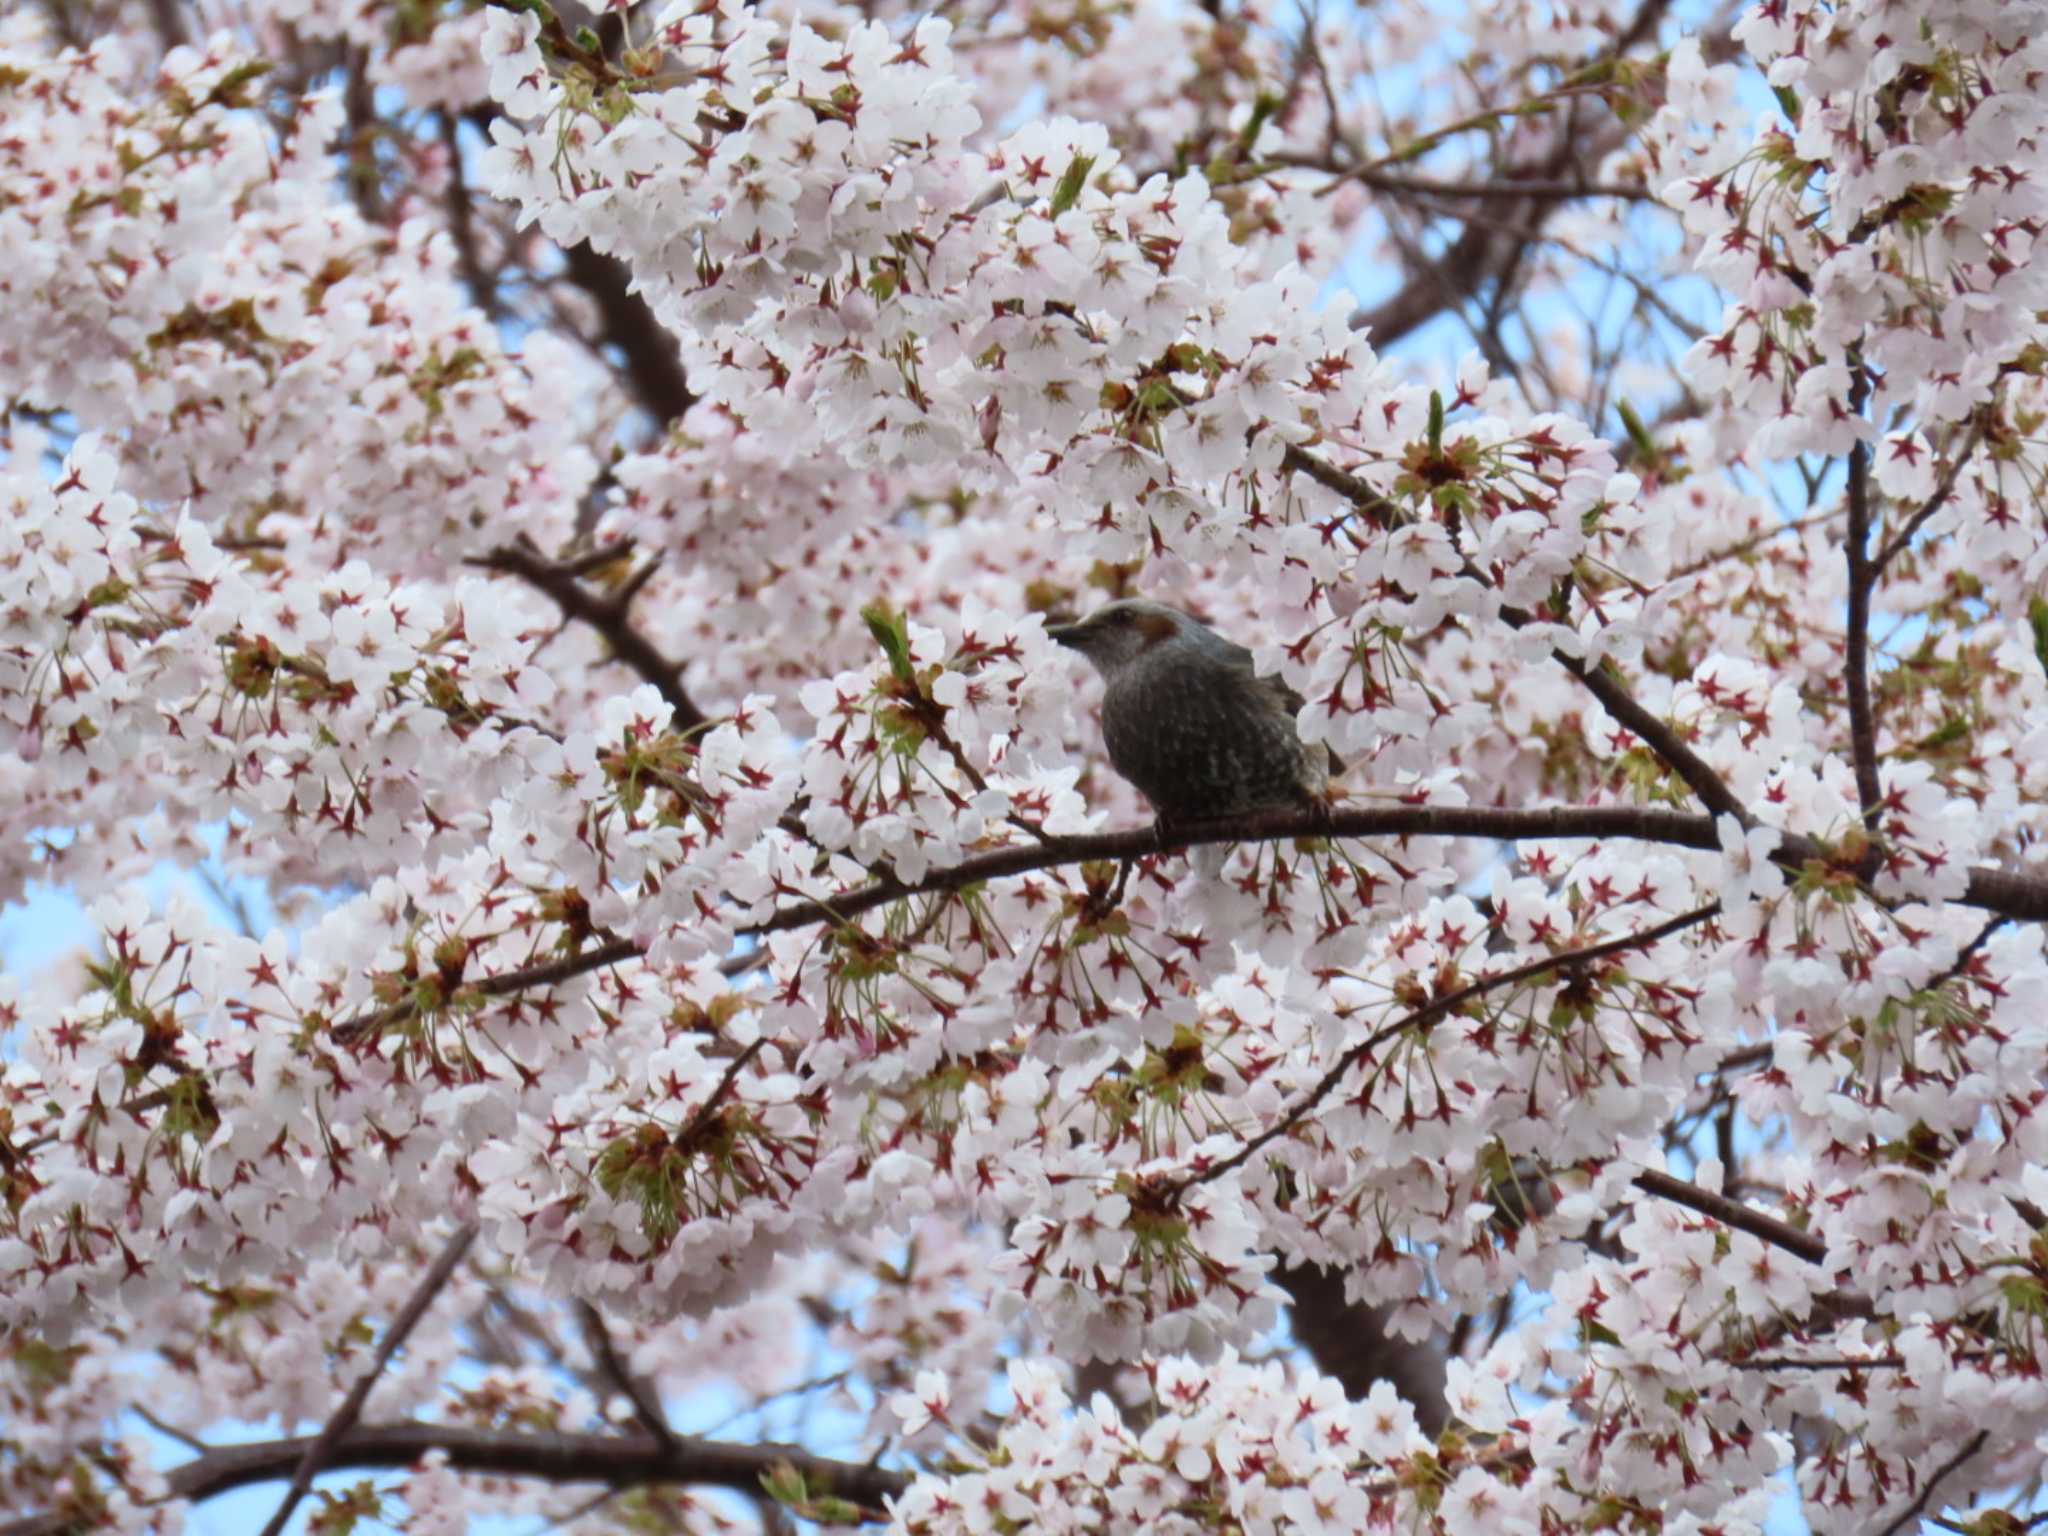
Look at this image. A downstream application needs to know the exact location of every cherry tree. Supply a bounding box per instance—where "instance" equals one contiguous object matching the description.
[2,0,2047,1530]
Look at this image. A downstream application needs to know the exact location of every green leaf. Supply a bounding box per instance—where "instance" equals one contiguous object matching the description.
[1616,399,1656,459]
[206,60,273,108]
[804,1496,867,1526]
[1235,92,1281,157]
[1426,389,1445,457]
[861,601,917,686]
[1772,84,1802,122]
[1049,153,1096,216]
[760,1462,809,1506]
[2029,596,2048,672]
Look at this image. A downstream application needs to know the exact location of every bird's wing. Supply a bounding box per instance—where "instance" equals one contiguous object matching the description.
[1277,684,1343,782]
[1271,675,1347,780]
[1216,636,1348,780]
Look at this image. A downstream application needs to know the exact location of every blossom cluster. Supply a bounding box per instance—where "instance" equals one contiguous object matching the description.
[3,0,2048,1531]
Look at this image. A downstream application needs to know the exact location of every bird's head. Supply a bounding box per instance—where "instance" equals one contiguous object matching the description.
[1046,599,1198,675]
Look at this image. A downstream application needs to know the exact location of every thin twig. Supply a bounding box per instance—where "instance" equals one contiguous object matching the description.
[673,1039,768,1153]
[255,1223,480,1536]
[132,1403,209,1453]
[331,938,643,1045]
[1873,1430,1991,1536]
[1734,1350,1995,1372]
[1342,8,1654,345]
[1710,1041,1774,1076]
[1171,902,1721,1194]
[470,539,707,731]
[1667,510,1840,580]
[577,1302,676,1450]
[1870,419,1987,576]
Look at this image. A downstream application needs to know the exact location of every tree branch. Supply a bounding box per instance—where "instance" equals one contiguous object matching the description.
[1870,418,1986,576]
[1276,1264,1450,1433]
[577,1301,677,1451]
[439,112,503,321]
[1280,443,1401,524]
[331,937,642,1045]
[746,805,1729,937]
[1873,1429,1991,1536]
[256,1222,480,1536]
[470,539,708,732]
[1278,444,1750,823]
[314,804,2048,1048]
[1265,157,1655,202]
[1842,364,1884,829]
[1171,902,1722,1194]
[1,1422,911,1536]
[1667,510,1840,580]
[1497,600,1750,823]
[1732,1351,1999,1372]
[1345,4,1660,347]
[558,239,697,425]
[1630,1168,1827,1266]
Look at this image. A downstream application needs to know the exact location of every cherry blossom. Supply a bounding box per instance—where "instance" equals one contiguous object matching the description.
[3,0,2048,1531]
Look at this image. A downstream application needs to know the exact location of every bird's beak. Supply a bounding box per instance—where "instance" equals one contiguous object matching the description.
[1046,621,1083,648]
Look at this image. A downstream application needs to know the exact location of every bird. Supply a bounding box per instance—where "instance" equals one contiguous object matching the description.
[1046,599,1340,826]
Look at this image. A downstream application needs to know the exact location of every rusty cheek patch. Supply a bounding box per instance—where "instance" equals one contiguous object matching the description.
[1130,610,1179,648]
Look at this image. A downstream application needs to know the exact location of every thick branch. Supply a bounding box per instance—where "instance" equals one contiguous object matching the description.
[1843,431,1883,828]
[1266,158,1654,202]
[144,0,191,50]
[319,804,2048,1046]
[747,805,1725,937]
[1277,1265,1450,1433]
[559,239,698,425]
[439,112,502,321]
[0,1423,911,1536]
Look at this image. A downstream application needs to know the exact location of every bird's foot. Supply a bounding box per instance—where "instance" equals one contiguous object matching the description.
[1109,856,1134,910]
[1150,813,1179,857]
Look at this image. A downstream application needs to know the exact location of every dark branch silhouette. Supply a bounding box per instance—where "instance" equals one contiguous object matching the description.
[0,1422,911,1536]
[1171,902,1722,1193]
[308,802,2048,1053]
[1841,360,1884,829]
[470,539,708,732]
[1630,1169,1827,1266]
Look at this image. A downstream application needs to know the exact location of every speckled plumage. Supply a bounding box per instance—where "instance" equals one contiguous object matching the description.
[1047,599,1337,823]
